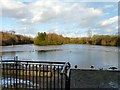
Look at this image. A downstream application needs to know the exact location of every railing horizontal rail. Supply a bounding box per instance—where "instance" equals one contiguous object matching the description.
[1,60,66,64]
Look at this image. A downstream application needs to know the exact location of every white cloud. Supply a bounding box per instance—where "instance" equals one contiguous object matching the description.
[28,0,64,23]
[103,5,114,9]
[94,16,118,35]
[21,18,27,22]
[106,29,113,32]
[101,16,118,26]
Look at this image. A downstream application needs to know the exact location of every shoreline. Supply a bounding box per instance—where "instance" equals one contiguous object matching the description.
[0,43,118,47]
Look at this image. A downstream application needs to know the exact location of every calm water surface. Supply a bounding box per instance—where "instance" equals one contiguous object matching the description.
[0,44,119,69]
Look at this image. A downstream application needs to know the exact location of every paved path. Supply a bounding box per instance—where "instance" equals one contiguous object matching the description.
[70,69,120,89]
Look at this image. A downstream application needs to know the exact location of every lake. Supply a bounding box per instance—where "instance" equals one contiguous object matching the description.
[0,44,119,69]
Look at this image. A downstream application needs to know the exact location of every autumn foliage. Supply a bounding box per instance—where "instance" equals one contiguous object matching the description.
[34,32,120,46]
[0,32,33,46]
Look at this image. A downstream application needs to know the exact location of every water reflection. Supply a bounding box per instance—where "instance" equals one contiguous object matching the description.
[1,78,38,88]
[1,44,118,69]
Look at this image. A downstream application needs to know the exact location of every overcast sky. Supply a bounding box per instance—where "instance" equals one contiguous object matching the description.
[0,0,119,37]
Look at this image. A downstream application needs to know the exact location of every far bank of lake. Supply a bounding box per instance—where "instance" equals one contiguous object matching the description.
[0,44,119,69]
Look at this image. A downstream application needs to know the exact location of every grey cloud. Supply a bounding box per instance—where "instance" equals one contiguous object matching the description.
[0,0,27,19]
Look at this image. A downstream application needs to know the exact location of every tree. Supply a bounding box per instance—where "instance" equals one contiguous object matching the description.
[34,32,48,46]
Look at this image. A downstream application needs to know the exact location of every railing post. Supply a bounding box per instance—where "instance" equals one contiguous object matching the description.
[65,71,70,90]
[65,64,71,90]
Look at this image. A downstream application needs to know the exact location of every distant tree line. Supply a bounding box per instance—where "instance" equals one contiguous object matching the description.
[0,32,33,46]
[1,31,119,46]
[34,32,120,46]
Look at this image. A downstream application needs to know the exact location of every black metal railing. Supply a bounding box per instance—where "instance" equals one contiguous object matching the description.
[1,56,71,90]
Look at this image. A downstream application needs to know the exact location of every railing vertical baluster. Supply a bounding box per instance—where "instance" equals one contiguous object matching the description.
[23,63,24,88]
[0,57,2,89]
[19,61,20,88]
[13,63,14,88]
[58,65,59,89]
[33,64,34,89]
[6,63,8,88]
[54,65,55,90]
[13,57,15,88]
[28,64,31,89]
[12,63,13,88]
[43,65,44,89]
[50,65,52,90]
[5,64,6,88]
[16,56,18,89]
[61,70,63,90]
[26,63,27,89]
[8,64,11,88]
[39,64,41,89]
[36,64,37,89]
[5,64,7,88]
[11,63,14,88]
[10,63,11,88]
[29,64,30,89]
[3,63,5,88]
[47,65,48,90]
[5,63,6,88]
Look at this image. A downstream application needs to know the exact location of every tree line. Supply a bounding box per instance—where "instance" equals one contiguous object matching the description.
[0,32,33,46]
[1,31,119,46]
[34,32,120,46]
